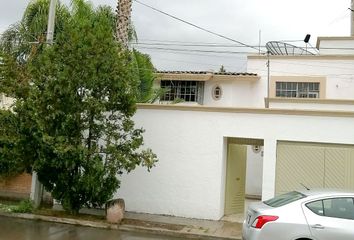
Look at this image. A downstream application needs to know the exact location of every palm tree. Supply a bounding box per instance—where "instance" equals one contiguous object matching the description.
[1,0,157,103]
[0,0,69,99]
[115,0,167,103]
[1,0,69,57]
[116,0,133,48]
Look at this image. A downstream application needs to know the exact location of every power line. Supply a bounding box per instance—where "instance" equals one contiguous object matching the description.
[139,38,236,45]
[134,40,354,51]
[133,0,263,53]
[150,56,244,70]
[133,42,266,48]
[136,46,258,55]
[139,38,262,46]
[136,47,248,59]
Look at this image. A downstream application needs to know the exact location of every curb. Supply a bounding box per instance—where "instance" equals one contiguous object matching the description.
[0,211,241,240]
[0,211,118,229]
[120,225,241,240]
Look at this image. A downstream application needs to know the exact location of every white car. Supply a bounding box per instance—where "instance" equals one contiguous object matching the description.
[242,189,354,240]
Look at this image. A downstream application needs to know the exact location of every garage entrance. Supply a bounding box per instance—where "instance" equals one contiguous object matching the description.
[276,141,354,195]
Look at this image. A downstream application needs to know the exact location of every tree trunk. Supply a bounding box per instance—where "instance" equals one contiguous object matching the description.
[116,0,132,48]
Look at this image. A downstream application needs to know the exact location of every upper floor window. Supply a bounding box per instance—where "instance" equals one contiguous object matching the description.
[276,82,320,98]
[160,80,204,103]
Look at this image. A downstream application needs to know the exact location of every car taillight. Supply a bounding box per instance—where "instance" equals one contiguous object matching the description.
[251,215,279,229]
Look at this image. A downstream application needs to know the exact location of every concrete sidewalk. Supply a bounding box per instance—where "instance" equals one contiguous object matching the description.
[121,212,243,239]
[0,210,243,239]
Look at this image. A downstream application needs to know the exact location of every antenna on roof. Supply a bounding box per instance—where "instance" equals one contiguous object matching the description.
[300,183,310,191]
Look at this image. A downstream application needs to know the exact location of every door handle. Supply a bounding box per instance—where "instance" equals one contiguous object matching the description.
[311,224,325,229]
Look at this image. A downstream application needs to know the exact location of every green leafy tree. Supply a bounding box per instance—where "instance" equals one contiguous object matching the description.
[0,0,157,214]
[0,110,25,178]
[0,0,69,179]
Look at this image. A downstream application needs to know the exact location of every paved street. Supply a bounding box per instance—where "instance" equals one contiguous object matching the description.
[0,216,183,240]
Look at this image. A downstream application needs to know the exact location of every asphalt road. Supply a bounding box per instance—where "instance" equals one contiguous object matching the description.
[0,216,183,240]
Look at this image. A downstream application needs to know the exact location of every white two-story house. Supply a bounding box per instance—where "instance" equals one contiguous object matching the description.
[117,36,354,221]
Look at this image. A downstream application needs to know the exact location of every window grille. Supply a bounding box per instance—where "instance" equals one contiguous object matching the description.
[276,82,320,98]
[160,80,204,103]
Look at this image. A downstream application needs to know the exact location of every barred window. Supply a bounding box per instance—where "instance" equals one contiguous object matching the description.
[276,82,320,98]
[160,80,204,103]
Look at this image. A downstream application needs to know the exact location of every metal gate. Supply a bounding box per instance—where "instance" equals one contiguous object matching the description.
[276,141,354,195]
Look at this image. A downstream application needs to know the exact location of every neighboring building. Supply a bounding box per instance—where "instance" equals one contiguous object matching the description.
[0,173,32,200]
[116,36,354,220]
[0,94,28,201]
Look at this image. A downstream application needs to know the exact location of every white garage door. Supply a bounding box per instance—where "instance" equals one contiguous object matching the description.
[276,141,354,195]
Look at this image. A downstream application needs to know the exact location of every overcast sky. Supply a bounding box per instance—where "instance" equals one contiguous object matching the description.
[0,0,352,71]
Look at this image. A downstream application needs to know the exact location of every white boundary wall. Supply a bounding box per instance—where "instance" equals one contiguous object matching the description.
[116,107,354,220]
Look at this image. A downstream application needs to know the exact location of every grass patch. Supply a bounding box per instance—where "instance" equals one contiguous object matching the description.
[0,199,105,222]
[11,199,34,213]
[0,199,20,212]
[0,199,34,213]
[0,203,16,212]
[33,208,105,222]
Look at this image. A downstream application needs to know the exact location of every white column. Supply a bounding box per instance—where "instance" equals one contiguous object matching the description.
[261,138,277,201]
[30,172,43,207]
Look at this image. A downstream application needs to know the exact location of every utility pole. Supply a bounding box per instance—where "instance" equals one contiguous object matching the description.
[266,51,270,108]
[31,0,57,208]
[46,0,57,44]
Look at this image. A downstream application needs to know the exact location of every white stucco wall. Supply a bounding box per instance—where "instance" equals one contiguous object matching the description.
[203,80,254,107]
[245,146,263,197]
[203,80,233,106]
[116,107,354,220]
[318,38,354,55]
[269,101,354,111]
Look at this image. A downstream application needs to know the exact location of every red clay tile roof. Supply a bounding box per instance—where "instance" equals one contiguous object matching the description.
[156,70,257,76]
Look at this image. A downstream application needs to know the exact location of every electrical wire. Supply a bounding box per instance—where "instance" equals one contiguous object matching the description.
[133,0,263,53]
[132,42,265,48]
[136,46,259,55]
[148,56,238,69]
[135,47,248,58]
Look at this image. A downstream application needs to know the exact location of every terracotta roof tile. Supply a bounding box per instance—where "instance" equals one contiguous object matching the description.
[156,70,257,76]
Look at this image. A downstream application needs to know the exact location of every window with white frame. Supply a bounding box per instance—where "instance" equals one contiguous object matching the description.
[160,80,204,103]
[275,82,320,98]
